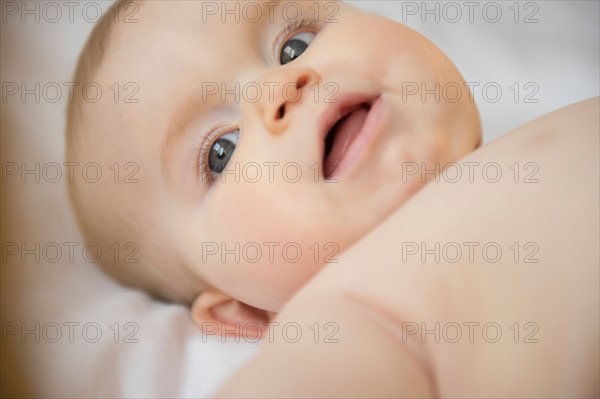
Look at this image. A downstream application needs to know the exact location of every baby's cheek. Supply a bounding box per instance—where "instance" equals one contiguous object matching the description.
[195,183,331,309]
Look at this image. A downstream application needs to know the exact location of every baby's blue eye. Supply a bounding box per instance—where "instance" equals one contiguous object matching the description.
[208,130,239,175]
[280,31,316,65]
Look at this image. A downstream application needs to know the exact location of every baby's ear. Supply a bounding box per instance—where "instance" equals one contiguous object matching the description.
[191,291,272,340]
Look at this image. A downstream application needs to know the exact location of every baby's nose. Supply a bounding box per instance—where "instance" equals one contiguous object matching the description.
[254,67,321,136]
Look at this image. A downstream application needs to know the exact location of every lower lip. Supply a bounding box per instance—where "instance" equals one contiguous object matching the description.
[329,96,386,180]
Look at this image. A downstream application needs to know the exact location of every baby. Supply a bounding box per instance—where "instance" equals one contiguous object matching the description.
[67,1,599,396]
[66,0,481,335]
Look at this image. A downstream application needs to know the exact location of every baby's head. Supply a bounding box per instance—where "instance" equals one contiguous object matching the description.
[66,0,481,331]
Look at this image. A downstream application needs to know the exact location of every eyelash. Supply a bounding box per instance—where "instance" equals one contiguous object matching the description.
[198,18,318,184]
[273,16,317,64]
[197,125,234,184]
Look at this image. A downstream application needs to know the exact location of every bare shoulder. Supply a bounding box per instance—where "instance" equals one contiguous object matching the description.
[521,96,598,129]
[529,96,598,128]
[493,96,598,152]
[323,97,599,318]
[309,96,599,296]
[220,99,600,398]
[298,97,599,396]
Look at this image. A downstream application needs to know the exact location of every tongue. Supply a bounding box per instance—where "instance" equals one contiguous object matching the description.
[324,107,369,176]
[325,108,369,175]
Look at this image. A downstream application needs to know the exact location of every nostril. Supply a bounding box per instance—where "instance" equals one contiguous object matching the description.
[276,104,285,120]
[296,76,308,90]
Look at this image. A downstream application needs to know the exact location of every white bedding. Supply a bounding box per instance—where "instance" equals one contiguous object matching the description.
[1,1,598,397]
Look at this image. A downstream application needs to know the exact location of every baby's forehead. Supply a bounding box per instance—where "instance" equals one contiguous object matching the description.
[104,1,319,95]
[107,0,345,75]
[108,1,260,63]
[121,0,287,27]
[92,0,345,154]
[110,0,334,40]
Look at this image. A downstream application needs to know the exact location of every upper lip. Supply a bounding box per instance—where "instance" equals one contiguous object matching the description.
[317,93,378,163]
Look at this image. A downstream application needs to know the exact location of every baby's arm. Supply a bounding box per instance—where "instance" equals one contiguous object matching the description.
[217,292,434,397]
[217,97,599,398]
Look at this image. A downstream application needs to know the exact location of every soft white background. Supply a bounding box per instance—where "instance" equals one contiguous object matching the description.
[1,1,598,397]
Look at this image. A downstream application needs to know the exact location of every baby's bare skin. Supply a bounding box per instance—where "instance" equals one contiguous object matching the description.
[218,97,599,398]
[64,1,597,395]
[67,0,481,315]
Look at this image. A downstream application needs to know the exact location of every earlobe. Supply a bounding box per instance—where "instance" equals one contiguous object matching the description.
[191,291,272,340]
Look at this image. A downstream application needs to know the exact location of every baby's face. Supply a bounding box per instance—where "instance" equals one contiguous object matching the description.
[89,0,480,311]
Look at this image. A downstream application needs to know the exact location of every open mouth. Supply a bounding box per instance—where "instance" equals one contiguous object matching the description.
[322,102,373,179]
